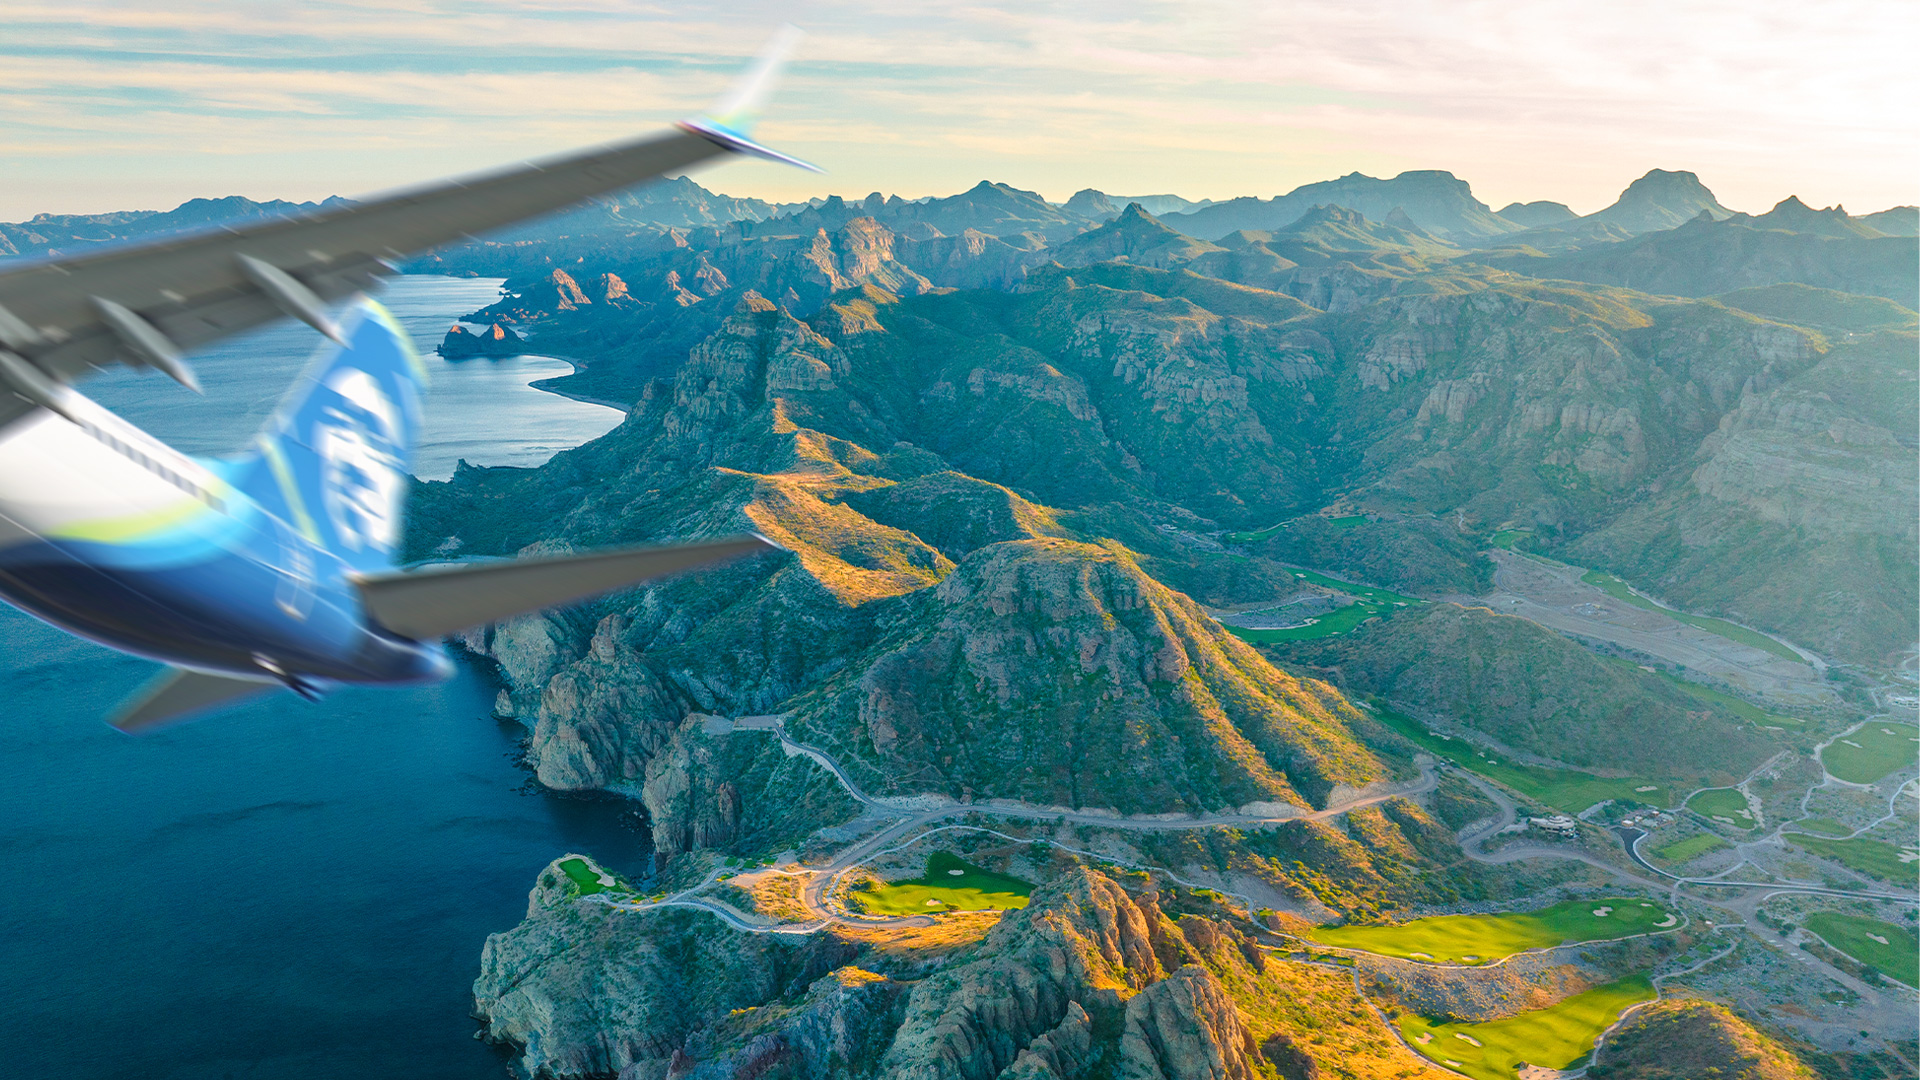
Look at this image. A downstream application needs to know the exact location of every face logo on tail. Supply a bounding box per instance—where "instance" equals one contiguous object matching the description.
[315,369,406,553]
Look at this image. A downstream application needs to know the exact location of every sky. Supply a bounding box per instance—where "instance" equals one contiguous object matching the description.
[1,0,1915,222]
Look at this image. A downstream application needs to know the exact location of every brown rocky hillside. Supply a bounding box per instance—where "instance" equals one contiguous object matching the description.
[1589,999,1817,1080]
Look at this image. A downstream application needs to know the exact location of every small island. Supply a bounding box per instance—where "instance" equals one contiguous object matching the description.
[438,321,526,359]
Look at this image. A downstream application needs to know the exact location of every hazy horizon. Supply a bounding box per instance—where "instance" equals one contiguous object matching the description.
[1,1,1914,221]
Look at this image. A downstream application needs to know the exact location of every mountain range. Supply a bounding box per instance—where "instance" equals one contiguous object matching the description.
[13,161,1914,1080]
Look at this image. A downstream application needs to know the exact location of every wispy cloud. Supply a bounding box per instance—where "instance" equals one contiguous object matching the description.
[0,1,1912,219]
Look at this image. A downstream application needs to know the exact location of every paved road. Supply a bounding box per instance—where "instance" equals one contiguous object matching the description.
[592,722,1911,946]
[600,718,1441,932]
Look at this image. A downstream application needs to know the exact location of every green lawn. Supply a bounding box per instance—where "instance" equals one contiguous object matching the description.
[1805,913,1920,987]
[1310,899,1677,964]
[1226,601,1386,643]
[1785,817,1851,837]
[1786,834,1919,886]
[1489,529,1533,551]
[1369,704,1674,813]
[1652,834,1730,863]
[849,852,1033,916]
[1579,570,1804,664]
[1396,975,1656,1080]
[558,856,618,896]
[1821,723,1920,785]
[1283,566,1423,606]
[1686,788,1758,830]
[1222,564,1424,644]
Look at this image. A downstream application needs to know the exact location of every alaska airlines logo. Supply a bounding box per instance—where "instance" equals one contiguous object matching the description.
[314,369,406,553]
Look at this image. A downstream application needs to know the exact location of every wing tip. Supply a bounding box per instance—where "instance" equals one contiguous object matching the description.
[678,120,824,174]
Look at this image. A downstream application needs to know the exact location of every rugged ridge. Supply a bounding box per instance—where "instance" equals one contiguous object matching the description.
[793,538,1395,813]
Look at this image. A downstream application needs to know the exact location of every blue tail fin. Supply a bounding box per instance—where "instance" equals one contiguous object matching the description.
[234,298,426,573]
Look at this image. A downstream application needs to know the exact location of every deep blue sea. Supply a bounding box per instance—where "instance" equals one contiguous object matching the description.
[0,277,639,1079]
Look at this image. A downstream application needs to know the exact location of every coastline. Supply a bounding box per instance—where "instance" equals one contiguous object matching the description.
[438,346,634,413]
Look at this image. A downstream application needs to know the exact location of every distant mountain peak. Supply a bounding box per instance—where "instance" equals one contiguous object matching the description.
[1495,200,1577,228]
[1064,188,1119,218]
[1584,168,1731,235]
[1165,169,1515,240]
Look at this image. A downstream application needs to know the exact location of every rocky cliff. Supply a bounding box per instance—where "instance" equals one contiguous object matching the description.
[474,858,866,1078]
[474,861,1451,1080]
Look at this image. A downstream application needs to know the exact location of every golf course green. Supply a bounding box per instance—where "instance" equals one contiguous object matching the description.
[1805,913,1919,987]
[1397,974,1656,1080]
[1821,723,1920,785]
[1686,788,1757,830]
[1309,899,1676,964]
[851,851,1033,916]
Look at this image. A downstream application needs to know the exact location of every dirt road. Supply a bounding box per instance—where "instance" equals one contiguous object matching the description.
[1459,551,1836,707]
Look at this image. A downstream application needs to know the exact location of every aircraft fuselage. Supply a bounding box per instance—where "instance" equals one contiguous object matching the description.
[0,389,450,691]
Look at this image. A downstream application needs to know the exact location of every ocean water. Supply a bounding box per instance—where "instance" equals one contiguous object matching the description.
[80,275,625,478]
[0,278,642,1078]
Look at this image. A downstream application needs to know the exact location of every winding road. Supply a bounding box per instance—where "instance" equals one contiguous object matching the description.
[590,713,1911,943]
[592,714,1439,932]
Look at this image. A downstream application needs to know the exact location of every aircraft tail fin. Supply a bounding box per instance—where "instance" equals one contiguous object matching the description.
[110,667,277,733]
[231,298,426,574]
[355,535,777,640]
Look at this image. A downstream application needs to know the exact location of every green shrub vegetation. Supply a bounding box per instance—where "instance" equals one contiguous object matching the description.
[1804,913,1919,987]
[1686,788,1757,830]
[1397,974,1657,1080]
[1785,835,1919,886]
[849,851,1033,916]
[1652,834,1729,863]
[1820,723,1920,785]
[1272,604,1768,783]
[1579,570,1804,663]
[1636,665,1801,726]
[1716,283,1920,334]
[1370,704,1673,813]
[1309,898,1676,964]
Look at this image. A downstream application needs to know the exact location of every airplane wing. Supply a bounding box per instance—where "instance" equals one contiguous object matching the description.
[110,667,277,733]
[0,26,815,430]
[355,535,778,640]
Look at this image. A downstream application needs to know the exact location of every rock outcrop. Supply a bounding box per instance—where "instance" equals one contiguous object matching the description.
[439,320,528,358]
[876,866,1187,1080]
[474,858,1457,1080]
[1111,964,1260,1080]
[1589,999,1817,1080]
[473,860,860,1079]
